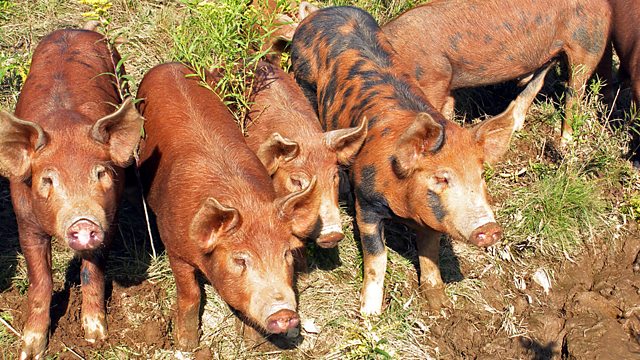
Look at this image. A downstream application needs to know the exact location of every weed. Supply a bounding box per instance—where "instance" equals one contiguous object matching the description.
[171,0,291,133]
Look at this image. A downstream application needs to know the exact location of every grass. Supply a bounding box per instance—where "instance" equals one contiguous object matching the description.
[0,0,638,359]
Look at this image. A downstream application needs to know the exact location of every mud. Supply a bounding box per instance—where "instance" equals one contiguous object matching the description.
[430,224,640,359]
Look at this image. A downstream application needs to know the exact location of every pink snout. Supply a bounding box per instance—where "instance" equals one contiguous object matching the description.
[66,218,104,251]
[265,309,300,334]
[469,222,502,247]
[317,232,344,248]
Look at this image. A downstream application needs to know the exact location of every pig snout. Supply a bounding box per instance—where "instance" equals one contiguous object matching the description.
[317,224,344,248]
[66,218,104,251]
[265,309,300,334]
[469,222,502,247]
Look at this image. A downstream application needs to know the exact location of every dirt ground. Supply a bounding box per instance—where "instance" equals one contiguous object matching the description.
[1,214,638,359]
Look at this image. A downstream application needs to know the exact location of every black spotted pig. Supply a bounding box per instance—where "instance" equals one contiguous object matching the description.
[291,6,546,315]
[383,0,612,143]
[246,61,367,248]
[0,29,143,359]
[137,63,319,348]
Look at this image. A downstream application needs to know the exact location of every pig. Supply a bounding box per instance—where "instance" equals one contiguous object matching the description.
[136,63,319,348]
[291,6,546,315]
[245,61,368,248]
[0,29,143,359]
[382,0,612,143]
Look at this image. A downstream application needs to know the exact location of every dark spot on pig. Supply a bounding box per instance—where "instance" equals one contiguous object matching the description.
[576,4,585,16]
[347,60,367,80]
[322,71,339,107]
[331,114,339,130]
[77,61,93,69]
[449,32,462,52]
[296,78,318,112]
[572,26,602,54]
[356,165,391,223]
[343,86,354,100]
[478,65,487,73]
[380,127,390,137]
[415,65,424,81]
[81,268,90,285]
[427,190,447,222]
[362,232,385,255]
[534,15,543,26]
[483,34,493,44]
[552,40,564,50]
[367,134,375,143]
[503,22,514,33]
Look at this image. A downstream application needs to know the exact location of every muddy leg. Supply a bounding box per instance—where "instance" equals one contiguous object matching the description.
[415,227,450,311]
[168,255,201,349]
[20,239,52,360]
[563,33,609,144]
[80,253,107,343]
[356,199,387,316]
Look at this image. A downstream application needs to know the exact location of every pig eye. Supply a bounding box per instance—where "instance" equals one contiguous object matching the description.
[435,174,449,185]
[234,257,246,268]
[232,253,249,272]
[290,177,302,190]
[288,173,310,192]
[41,176,53,187]
[37,173,55,198]
[94,165,108,180]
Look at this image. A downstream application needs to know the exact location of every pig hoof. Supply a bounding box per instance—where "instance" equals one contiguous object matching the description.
[359,299,383,316]
[83,314,107,343]
[21,330,48,360]
[418,285,451,311]
[176,331,200,350]
[560,132,573,147]
[360,284,384,316]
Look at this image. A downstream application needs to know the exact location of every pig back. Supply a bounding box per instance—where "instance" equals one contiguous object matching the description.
[246,61,322,151]
[15,29,122,124]
[137,63,276,236]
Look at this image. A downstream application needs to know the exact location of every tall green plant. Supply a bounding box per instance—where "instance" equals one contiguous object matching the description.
[171,0,291,133]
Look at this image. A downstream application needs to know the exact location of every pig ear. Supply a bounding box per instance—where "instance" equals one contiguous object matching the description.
[325,116,368,165]
[190,197,242,252]
[256,132,300,175]
[91,98,144,167]
[277,176,318,238]
[471,112,514,165]
[272,14,297,42]
[392,112,444,178]
[299,1,319,20]
[0,110,47,180]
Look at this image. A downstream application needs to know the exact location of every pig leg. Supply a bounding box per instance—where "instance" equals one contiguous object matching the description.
[356,200,388,316]
[562,29,609,144]
[415,227,450,311]
[595,41,615,110]
[20,237,53,360]
[80,253,107,343]
[168,255,201,349]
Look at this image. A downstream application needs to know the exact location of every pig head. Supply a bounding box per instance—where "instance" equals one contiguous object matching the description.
[0,99,143,251]
[248,62,368,248]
